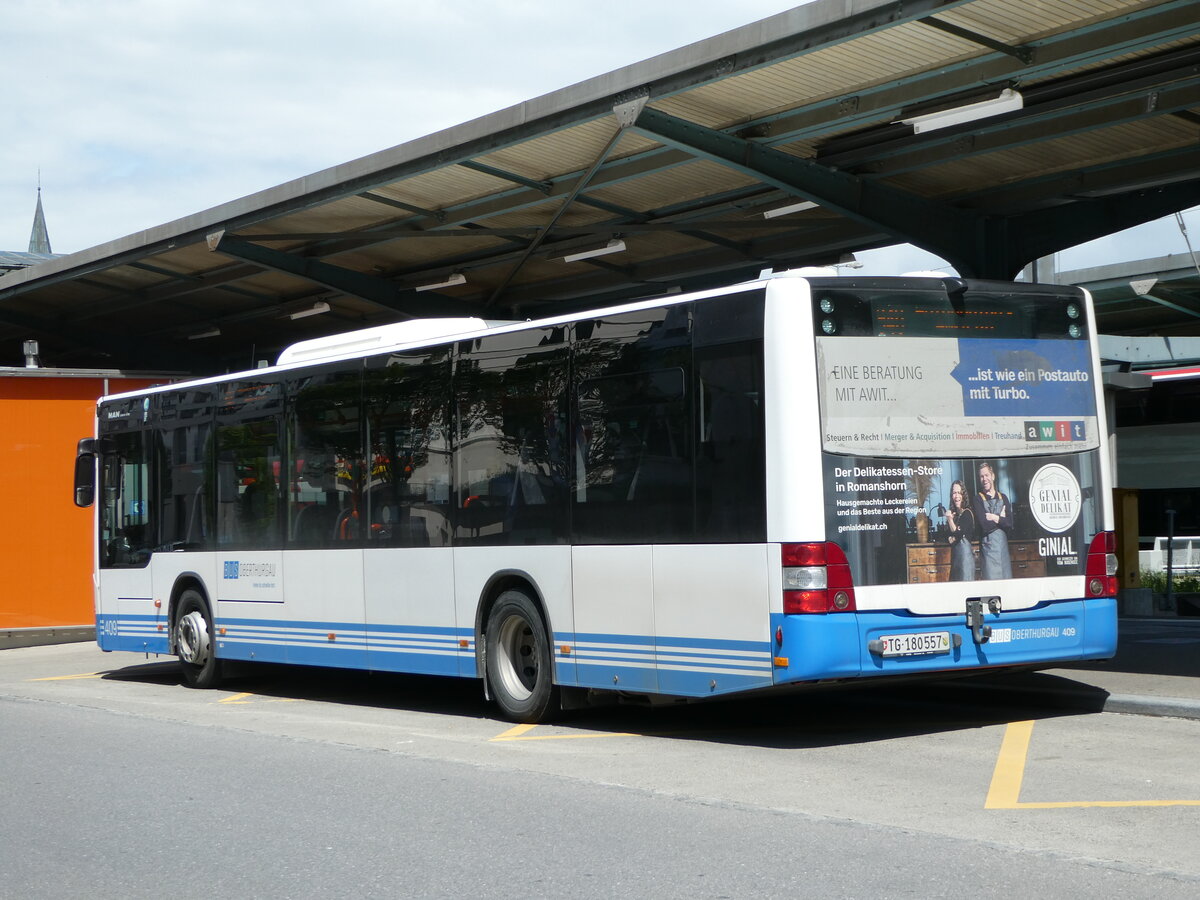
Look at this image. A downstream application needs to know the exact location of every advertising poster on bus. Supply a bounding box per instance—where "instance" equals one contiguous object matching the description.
[816,335,1100,457]
[822,451,1102,586]
[816,332,1103,586]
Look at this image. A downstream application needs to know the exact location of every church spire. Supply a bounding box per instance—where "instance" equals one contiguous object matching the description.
[29,177,52,255]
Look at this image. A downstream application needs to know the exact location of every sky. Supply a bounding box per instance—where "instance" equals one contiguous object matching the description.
[4,0,1198,278]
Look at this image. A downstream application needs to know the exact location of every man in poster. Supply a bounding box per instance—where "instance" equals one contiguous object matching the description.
[975,461,1013,579]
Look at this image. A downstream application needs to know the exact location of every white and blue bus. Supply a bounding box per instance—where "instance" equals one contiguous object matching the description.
[74,274,1118,722]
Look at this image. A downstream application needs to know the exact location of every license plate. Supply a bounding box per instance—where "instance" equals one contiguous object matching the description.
[877,631,951,657]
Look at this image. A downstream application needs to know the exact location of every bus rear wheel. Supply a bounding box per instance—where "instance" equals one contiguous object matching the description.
[485,589,559,723]
[175,589,222,689]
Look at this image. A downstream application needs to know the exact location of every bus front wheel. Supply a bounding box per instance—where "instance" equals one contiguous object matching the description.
[485,589,559,723]
[175,589,222,689]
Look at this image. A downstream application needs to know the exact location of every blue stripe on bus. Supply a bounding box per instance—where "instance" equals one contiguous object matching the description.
[561,630,773,695]
[217,616,465,635]
[215,638,464,677]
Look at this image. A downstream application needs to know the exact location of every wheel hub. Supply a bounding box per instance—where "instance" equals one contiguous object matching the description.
[176,610,211,666]
[495,614,537,701]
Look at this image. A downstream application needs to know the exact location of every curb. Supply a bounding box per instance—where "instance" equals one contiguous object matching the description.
[0,626,95,651]
[1100,693,1200,721]
[944,676,1200,721]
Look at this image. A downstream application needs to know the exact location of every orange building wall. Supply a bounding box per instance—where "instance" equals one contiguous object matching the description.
[0,376,160,629]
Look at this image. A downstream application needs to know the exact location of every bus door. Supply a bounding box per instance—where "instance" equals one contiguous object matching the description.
[96,422,167,653]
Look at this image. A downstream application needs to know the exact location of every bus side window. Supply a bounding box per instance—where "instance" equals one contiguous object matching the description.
[695,345,765,542]
[572,305,693,544]
[158,421,212,551]
[454,329,569,546]
[287,366,363,549]
[364,348,453,548]
[216,379,284,549]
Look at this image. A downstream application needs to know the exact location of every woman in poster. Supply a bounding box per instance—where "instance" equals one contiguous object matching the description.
[945,480,976,581]
[974,460,1013,579]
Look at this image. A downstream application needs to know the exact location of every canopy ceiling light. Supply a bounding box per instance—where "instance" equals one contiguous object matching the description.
[415,273,466,292]
[762,200,818,219]
[187,327,221,340]
[561,238,626,263]
[900,88,1023,134]
[284,300,331,320]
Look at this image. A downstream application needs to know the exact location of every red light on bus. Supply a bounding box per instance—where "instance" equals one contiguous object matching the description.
[781,543,825,567]
[1085,531,1118,598]
[782,542,857,614]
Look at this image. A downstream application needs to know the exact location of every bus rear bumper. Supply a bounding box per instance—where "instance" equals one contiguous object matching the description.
[770,597,1117,684]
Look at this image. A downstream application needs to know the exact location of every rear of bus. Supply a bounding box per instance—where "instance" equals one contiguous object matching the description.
[766,276,1117,684]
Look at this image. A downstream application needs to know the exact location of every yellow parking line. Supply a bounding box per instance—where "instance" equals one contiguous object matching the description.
[984,719,1033,808]
[490,722,639,741]
[491,723,539,740]
[216,691,301,705]
[986,720,1200,809]
[28,672,105,681]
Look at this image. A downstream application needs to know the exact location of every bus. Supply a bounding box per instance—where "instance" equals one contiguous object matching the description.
[73,274,1118,722]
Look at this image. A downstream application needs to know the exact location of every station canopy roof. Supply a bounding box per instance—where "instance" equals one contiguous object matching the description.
[1,0,1198,374]
[1066,251,1200,338]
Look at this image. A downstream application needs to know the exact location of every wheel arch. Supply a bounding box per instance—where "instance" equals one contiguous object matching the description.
[474,569,552,675]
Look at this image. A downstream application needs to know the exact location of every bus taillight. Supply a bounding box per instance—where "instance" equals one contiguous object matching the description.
[1085,531,1118,598]
[782,542,857,614]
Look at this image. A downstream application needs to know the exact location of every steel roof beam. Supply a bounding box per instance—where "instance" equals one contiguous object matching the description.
[1123,293,1200,321]
[1144,286,1200,318]
[988,182,1200,280]
[917,15,1031,64]
[358,191,446,222]
[629,105,1001,276]
[206,232,479,318]
[458,160,553,194]
[236,220,828,242]
[70,262,273,323]
[499,219,892,310]
[485,101,642,307]
[957,144,1200,212]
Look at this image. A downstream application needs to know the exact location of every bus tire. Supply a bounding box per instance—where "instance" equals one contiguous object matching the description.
[485,589,559,723]
[175,589,222,689]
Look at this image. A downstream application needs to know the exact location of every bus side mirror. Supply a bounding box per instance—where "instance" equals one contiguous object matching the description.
[74,438,97,508]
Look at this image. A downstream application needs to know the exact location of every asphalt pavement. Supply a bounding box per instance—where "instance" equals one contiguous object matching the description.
[966,616,1200,720]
